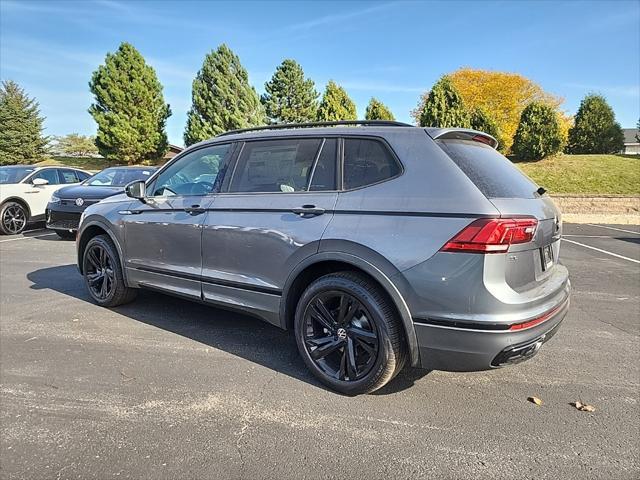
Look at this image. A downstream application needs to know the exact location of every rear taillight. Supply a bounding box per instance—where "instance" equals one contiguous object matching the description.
[441,218,538,254]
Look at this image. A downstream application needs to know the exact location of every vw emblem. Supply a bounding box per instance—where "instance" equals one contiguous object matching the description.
[75,198,84,207]
[336,328,347,340]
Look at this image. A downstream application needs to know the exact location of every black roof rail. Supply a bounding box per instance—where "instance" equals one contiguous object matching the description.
[217,120,414,137]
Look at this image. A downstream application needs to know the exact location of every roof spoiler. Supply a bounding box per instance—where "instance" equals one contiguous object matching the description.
[425,127,499,150]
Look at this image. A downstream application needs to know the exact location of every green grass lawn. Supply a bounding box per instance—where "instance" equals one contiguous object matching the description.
[516,154,640,195]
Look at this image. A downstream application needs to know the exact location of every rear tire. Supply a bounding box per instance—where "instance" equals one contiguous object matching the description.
[82,234,137,307]
[55,230,76,240]
[0,201,28,235]
[294,271,407,395]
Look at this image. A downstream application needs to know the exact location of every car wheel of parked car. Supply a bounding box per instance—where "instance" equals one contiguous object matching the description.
[0,201,28,235]
[55,231,76,240]
[82,235,137,307]
[294,272,407,395]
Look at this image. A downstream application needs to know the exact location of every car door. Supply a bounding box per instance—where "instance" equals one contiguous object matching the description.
[201,137,339,326]
[23,168,63,218]
[122,143,234,299]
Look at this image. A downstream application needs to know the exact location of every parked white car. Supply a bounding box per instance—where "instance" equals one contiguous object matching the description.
[0,165,91,235]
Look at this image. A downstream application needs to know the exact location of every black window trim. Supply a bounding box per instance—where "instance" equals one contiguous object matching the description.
[144,141,237,199]
[223,136,339,195]
[339,135,404,192]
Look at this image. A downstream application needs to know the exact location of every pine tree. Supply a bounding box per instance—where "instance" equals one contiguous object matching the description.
[567,94,624,154]
[89,43,171,165]
[418,76,470,128]
[470,107,503,149]
[364,98,395,121]
[0,80,49,165]
[316,81,357,121]
[512,102,563,161]
[185,44,264,145]
[261,59,318,124]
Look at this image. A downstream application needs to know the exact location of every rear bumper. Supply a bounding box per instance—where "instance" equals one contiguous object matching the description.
[413,294,570,371]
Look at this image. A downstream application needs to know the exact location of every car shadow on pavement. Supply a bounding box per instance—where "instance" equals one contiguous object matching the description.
[26,264,429,395]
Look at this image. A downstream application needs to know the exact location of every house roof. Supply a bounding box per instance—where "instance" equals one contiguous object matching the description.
[623,128,639,144]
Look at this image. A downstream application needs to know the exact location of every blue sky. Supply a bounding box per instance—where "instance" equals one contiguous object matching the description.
[1,0,639,146]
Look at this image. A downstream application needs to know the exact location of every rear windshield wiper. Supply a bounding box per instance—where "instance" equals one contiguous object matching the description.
[536,187,547,196]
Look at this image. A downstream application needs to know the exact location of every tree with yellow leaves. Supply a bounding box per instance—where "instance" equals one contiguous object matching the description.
[412,68,566,153]
[450,68,564,153]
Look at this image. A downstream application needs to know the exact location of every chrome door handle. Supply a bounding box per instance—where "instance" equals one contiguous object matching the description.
[292,205,325,217]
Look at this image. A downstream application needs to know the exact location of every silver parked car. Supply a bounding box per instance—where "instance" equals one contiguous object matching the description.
[76,121,570,395]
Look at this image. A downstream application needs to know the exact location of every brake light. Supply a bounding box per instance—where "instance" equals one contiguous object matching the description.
[471,134,494,146]
[441,218,538,254]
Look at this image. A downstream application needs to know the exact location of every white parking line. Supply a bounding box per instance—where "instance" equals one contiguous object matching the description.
[0,233,56,243]
[585,224,640,235]
[562,238,640,264]
[564,235,613,238]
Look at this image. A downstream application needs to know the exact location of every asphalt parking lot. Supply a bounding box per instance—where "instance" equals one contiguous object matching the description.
[1,223,638,479]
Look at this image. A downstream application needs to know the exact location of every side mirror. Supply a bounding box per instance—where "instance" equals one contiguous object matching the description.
[32,178,49,186]
[125,180,146,200]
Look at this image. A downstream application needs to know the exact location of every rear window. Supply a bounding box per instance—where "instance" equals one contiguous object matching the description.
[437,139,538,199]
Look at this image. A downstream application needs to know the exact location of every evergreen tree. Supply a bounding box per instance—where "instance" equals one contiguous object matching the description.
[261,59,318,124]
[364,98,395,121]
[512,102,563,161]
[567,94,624,154]
[0,80,49,165]
[52,133,98,157]
[470,107,503,150]
[418,76,470,128]
[89,43,170,165]
[316,81,357,121]
[185,44,264,145]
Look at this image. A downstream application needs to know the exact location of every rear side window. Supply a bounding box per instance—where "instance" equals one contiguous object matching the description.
[437,139,538,199]
[60,169,80,184]
[343,138,400,190]
[229,138,322,193]
[309,139,337,191]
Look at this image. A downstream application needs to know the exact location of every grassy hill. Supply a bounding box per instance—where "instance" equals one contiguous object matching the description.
[516,154,640,195]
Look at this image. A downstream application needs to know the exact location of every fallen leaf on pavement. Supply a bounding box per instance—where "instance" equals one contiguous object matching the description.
[528,396,543,406]
[572,401,596,412]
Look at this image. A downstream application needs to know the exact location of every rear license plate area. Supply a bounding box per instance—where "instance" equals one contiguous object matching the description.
[540,244,554,271]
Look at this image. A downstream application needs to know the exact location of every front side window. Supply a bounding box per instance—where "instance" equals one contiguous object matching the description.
[31,169,60,185]
[343,138,401,190]
[229,138,322,193]
[148,144,231,197]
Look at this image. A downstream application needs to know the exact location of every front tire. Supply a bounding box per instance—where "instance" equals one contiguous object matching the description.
[82,234,137,307]
[294,272,407,395]
[0,201,28,235]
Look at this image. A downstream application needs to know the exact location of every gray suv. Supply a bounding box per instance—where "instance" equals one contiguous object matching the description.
[76,121,570,395]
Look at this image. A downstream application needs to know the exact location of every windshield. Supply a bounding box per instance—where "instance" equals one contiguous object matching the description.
[85,168,154,187]
[0,166,35,184]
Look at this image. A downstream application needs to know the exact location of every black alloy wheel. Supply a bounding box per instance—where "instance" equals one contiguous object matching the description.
[295,272,406,395]
[85,243,115,301]
[82,235,137,307]
[302,291,379,381]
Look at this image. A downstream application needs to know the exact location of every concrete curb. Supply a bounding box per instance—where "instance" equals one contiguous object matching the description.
[550,195,640,225]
